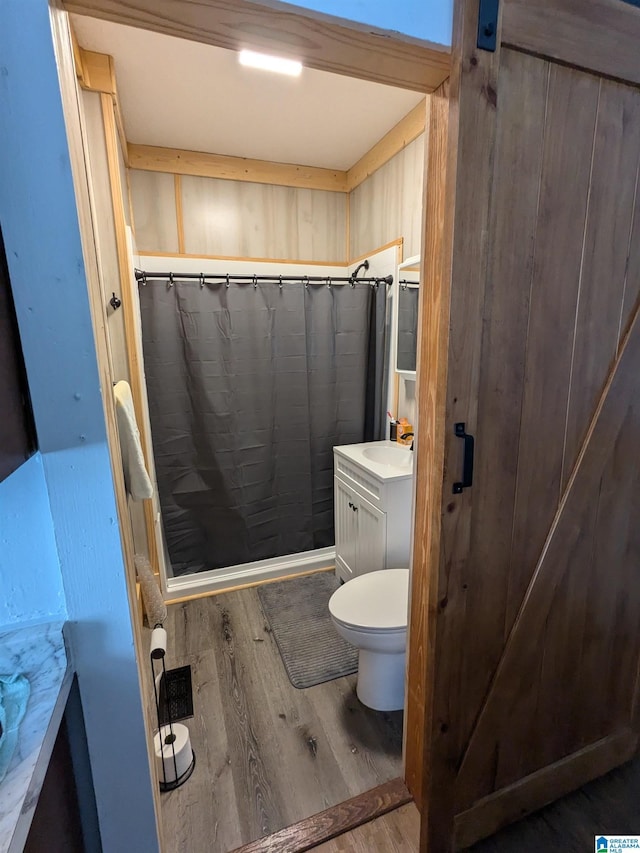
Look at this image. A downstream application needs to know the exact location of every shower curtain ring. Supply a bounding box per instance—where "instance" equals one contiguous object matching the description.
[328,277,332,288]
[142,272,147,286]
[253,275,257,290]
[226,274,230,289]
[304,276,309,289]
[279,276,283,290]
[169,272,174,287]
[199,273,205,289]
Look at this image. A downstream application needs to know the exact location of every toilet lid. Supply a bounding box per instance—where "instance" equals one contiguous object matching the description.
[329,569,409,631]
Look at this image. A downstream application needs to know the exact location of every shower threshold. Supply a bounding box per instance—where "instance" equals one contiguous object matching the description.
[164,546,336,601]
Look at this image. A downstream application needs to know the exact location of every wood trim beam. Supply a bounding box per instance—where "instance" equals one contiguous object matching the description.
[63,0,450,93]
[137,250,349,266]
[174,174,185,254]
[77,47,113,93]
[128,101,428,193]
[137,237,405,268]
[453,729,639,850]
[128,143,348,192]
[73,44,129,165]
[350,238,404,266]
[229,779,412,853]
[106,94,412,208]
[347,101,427,191]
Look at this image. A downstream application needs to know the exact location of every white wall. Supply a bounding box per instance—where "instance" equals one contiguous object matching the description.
[0,2,158,850]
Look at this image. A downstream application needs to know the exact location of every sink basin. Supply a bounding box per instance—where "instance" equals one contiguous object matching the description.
[362,444,413,468]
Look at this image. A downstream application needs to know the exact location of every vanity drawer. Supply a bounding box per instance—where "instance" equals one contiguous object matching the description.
[334,456,383,507]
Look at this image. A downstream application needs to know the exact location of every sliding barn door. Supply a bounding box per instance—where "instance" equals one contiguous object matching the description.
[422,0,640,848]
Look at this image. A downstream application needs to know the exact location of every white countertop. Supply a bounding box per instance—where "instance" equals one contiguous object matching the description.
[0,621,72,853]
[333,440,414,481]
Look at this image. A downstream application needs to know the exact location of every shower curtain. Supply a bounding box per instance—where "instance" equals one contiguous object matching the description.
[397,286,420,372]
[139,279,388,575]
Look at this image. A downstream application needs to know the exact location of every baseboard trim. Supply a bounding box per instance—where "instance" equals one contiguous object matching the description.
[229,778,412,853]
[454,729,639,850]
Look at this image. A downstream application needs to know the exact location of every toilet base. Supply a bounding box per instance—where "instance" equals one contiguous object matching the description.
[356,649,406,711]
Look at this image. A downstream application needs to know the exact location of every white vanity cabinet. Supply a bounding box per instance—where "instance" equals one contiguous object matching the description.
[333,442,414,583]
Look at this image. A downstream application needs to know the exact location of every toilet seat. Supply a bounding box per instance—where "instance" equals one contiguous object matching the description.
[329,568,409,632]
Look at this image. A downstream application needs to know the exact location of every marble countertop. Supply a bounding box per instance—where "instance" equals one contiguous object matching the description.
[0,621,72,853]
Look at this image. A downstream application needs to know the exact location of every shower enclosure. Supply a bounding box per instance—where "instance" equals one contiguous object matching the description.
[138,264,389,579]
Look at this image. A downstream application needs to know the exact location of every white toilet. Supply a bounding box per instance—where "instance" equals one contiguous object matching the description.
[328,568,409,712]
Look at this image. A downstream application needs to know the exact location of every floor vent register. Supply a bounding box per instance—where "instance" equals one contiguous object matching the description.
[158,665,194,726]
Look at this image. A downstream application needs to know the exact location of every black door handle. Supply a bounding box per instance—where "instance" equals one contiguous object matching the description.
[453,422,474,494]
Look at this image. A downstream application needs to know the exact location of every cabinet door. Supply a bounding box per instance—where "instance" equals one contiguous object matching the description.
[354,495,386,576]
[334,478,357,582]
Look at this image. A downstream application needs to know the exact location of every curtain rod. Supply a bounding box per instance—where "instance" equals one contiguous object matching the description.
[134,268,393,288]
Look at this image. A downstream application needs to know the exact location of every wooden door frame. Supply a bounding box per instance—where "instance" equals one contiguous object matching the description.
[404,76,455,805]
[62,0,456,846]
[49,5,165,846]
[62,0,450,93]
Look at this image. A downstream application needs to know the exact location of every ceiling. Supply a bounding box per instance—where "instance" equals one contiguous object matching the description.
[71,15,424,171]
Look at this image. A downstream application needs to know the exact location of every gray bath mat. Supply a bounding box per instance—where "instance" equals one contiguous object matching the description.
[257,572,358,689]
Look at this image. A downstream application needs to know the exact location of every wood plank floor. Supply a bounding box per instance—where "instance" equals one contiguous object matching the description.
[154,586,403,853]
[308,757,640,852]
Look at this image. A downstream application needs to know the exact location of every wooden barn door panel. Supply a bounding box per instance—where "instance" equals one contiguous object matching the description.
[456,304,640,804]
[423,0,640,848]
[561,81,640,489]
[455,47,548,758]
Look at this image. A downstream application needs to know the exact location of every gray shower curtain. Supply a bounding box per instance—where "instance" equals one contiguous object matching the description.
[139,279,387,575]
[397,286,420,372]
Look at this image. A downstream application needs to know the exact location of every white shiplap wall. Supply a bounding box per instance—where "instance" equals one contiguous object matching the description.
[349,134,425,261]
[181,175,347,261]
[129,134,425,265]
[130,170,180,254]
[130,169,348,261]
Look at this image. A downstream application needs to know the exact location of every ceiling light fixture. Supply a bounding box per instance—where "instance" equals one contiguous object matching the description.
[238,49,302,77]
